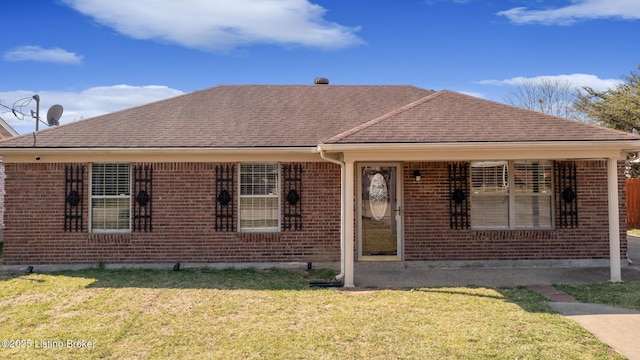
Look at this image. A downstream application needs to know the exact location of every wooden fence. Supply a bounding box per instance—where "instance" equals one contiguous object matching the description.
[627,178,640,229]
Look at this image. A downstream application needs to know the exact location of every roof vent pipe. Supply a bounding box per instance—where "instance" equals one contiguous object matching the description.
[314,77,329,85]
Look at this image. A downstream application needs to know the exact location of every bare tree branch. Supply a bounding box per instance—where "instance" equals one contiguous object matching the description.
[504,77,583,120]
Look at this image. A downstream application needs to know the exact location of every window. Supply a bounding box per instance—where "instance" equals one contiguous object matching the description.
[471,161,552,229]
[91,163,130,232]
[471,161,509,229]
[239,163,279,231]
[513,161,553,229]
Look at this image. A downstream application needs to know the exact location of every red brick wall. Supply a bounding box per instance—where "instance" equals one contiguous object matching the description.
[2,162,341,265]
[403,161,627,261]
[2,159,627,266]
[0,157,4,239]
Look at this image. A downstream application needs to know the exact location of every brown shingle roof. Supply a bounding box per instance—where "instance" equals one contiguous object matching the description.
[326,91,640,143]
[0,85,433,148]
[0,85,637,149]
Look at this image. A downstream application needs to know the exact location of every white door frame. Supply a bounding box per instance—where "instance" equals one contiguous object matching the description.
[356,162,404,261]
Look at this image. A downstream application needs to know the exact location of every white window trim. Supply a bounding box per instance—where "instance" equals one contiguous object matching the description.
[238,163,281,233]
[471,160,554,230]
[89,163,132,233]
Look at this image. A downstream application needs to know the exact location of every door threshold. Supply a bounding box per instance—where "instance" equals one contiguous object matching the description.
[358,257,401,262]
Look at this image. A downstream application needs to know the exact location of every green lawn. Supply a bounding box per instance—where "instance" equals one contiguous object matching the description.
[556,282,640,311]
[0,268,626,359]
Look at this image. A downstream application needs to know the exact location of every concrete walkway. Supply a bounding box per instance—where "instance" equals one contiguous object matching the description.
[550,302,640,360]
[629,235,640,265]
[530,284,640,360]
[549,236,640,360]
[354,264,640,288]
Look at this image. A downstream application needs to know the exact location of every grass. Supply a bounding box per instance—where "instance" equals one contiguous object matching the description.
[547,227,640,311]
[556,282,640,311]
[499,285,556,313]
[0,268,626,359]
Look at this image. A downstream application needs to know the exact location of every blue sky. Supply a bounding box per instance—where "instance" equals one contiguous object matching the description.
[0,0,638,134]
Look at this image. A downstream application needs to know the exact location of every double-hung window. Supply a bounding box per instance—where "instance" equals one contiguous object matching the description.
[91,163,131,232]
[239,163,280,232]
[471,160,553,229]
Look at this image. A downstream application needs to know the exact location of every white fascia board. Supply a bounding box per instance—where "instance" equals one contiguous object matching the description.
[0,147,321,163]
[5,140,640,163]
[317,141,640,162]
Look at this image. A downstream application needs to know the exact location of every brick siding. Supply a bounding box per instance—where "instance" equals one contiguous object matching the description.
[1,160,626,266]
[403,161,627,261]
[2,162,341,265]
[0,156,4,241]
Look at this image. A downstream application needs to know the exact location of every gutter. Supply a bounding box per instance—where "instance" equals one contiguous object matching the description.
[315,140,640,152]
[0,146,319,155]
[317,145,346,281]
[0,146,321,163]
[317,140,640,163]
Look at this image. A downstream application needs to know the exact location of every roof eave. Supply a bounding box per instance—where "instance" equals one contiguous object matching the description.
[0,146,321,163]
[4,140,640,163]
[317,140,640,162]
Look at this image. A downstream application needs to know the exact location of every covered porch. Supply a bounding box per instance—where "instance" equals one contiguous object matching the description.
[319,142,639,288]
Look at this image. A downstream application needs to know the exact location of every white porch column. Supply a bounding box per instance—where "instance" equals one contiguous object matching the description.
[344,160,356,288]
[607,157,622,282]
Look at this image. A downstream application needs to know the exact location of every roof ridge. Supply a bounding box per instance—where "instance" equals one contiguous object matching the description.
[323,90,444,143]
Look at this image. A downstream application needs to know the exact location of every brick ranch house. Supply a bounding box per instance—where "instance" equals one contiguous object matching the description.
[1,80,640,287]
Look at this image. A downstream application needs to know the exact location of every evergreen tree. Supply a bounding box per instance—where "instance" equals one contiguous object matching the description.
[574,65,640,132]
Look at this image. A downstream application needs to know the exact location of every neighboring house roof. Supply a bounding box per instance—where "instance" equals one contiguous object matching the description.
[0,116,18,139]
[0,84,637,150]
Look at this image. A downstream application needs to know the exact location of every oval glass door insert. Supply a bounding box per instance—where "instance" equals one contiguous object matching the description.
[369,173,388,220]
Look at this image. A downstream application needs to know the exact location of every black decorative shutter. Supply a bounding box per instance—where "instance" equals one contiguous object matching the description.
[215,164,235,232]
[283,164,302,231]
[555,161,578,228]
[133,165,153,232]
[64,165,84,232]
[448,162,470,230]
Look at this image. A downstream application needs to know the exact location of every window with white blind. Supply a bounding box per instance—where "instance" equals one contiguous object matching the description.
[471,161,553,229]
[91,163,131,232]
[239,163,280,232]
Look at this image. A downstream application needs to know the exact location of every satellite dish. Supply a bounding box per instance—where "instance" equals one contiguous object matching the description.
[46,104,63,126]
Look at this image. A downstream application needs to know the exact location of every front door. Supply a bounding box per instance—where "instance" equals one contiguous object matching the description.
[358,163,403,260]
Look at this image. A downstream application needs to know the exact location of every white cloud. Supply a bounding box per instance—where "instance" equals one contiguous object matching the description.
[62,0,363,51]
[477,74,622,92]
[497,0,640,25]
[3,46,84,64]
[0,85,184,134]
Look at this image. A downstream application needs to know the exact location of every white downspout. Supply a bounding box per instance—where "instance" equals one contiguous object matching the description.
[318,145,346,280]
